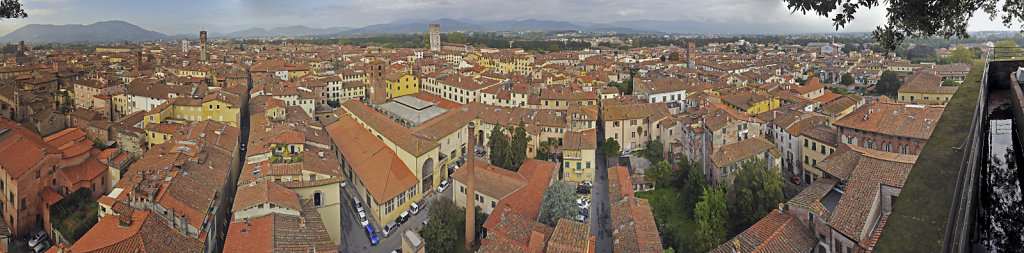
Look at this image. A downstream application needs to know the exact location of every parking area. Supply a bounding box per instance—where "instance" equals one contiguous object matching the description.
[338,180,452,253]
[576,182,593,224]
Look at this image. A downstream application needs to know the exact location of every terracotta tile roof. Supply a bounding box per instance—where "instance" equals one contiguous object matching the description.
[325,114,418,204]
[224,200,336,252]
[562,130,597,150]
[480,208,554,253]
[341,100,438,156]
[483,159,558,232]
[787,179,838,219]
[59,157,106,185]
[70,210,204,253]
[833,103,944,140]
[802,124,838,146]
[709,138,778,167]
[794,77,825,95]
[546,219,593,253]
[821,144,917,241]
[42,127,86,146]
[898,72,958,94]
[0,118,58,177]
[602,103,670,121]
[820,96,857,116]
[232,181,301,212]
[709,211,816,253]
[608,166,662,253]
[451,159,527,200]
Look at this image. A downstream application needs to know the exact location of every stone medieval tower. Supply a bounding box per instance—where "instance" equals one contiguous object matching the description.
[429,24,440,51]
[366,60,387,104]
[199,31,208,62]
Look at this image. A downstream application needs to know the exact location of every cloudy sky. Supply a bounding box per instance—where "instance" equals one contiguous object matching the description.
[3,0,1016,35]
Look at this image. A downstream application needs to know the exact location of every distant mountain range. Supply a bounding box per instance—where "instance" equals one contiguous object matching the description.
[0,18,835,44]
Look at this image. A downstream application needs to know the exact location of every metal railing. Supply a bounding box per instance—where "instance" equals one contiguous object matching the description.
[942,52,990,253]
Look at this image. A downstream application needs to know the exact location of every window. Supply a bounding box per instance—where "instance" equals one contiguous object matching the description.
[804,139,808,147]
[491,201,496,208]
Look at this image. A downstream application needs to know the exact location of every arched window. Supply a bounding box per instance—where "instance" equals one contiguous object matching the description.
[313,191,323,207]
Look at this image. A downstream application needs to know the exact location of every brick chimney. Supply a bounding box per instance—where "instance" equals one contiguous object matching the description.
[465,122,476,249]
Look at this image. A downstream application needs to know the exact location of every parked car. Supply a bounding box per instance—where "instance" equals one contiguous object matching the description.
[575,215,586,222]
[790,175,801,185]
[580,181,593,187]
[422,217,431,226]
[358,211,370,227]
[365,225,379,245]
[397,210,410,224]
[32,241,50,253]
[576,199,590,209]
[382,221,397,238]
[579,208,589,217]
[576,185,591,194]
[410,202,420,215]
[353,197,364,213]
[28,230,47,247]
[436,180,450,193]
[390,249,403,253]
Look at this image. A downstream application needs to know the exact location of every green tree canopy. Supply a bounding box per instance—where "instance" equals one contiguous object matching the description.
[679,157,707,211]
[646,161,673,189]
[694,186,728,252]
[538,181,577,226]
[729,159,785,231]
[644,140,665,164]
[941,78,960,87]
[489,125,509,168]
[448,32,468,44]
[508,122,529,170]
[876,70,901,97]
[603,138,621,158]
[784,0,1024,51]
[949,46,974,63]
[840,73,855,86]
[0,0,26,20]
[994,40,1024,59]
[421,197,463,253]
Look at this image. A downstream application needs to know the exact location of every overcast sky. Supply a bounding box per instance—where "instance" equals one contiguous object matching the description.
[3,0,1016,35]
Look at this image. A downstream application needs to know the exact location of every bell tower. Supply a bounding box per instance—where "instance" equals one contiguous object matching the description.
[366,60,387,104]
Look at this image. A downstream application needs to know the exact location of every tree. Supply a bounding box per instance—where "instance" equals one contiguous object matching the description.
[693,186,728,252]
[448,32,468,44]
[679,158,704,211]
[949,46,974,63]
[421,197,463,253]
[941,78,960,87]
[646,160,673,189]
[489,125,509,168]
[907,45,937,60]
[840,73,855,86]
[0,0,26,20]
[644,140,665,164]
[783,0,1024,51]
[729,158,785,231]
[994,40,1024,59]
[538,181,577,226]
[603,138,621,158]
[876,70,901,97]
[508,121,529,171]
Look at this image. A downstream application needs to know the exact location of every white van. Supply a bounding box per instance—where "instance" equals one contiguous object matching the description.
[353,197,364,213]
[382,221,398,238]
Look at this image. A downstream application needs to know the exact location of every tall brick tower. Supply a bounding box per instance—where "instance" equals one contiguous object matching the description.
[429,24,440,51]
[465,122,476,249]
[366,60,387,104]
[199,30,208,62]
[687,42,696,69]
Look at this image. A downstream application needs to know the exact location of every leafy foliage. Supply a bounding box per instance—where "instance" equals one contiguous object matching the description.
[421,197,464,253]
[50,188,98,244]
[783,0,1024,50]
[840,73,855,86]
[488,125,510,168]
[728,158,785,232]
[603,138,621,158]
[508,122,529,170]
[0,0,26,20]
[693,186,728,252]
[448,32,468,44]
[538,181,577,226]
[646,160,673,189]
[993,40,1024,59]
[876,70,901,97]
[644,140,665,164]
[941,78,960,87]
[678,157,707,211]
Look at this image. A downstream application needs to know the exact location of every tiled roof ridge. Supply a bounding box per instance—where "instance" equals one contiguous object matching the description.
[752,212,793,253]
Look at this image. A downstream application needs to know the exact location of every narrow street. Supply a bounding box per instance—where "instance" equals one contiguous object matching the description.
[207,70,253,253]
[591,123,613,253]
